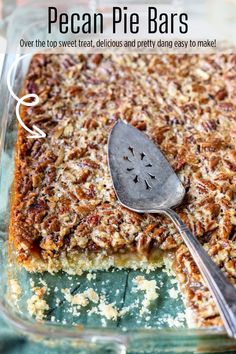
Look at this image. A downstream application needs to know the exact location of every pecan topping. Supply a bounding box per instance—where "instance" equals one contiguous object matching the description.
[11,53,236,329]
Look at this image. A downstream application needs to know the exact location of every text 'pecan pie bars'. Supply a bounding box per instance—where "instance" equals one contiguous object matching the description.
[11,53,236,327]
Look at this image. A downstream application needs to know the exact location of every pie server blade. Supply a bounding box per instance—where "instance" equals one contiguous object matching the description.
[108,119,185,212]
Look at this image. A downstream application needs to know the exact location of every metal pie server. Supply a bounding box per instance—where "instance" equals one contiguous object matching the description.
[108,120,236,338]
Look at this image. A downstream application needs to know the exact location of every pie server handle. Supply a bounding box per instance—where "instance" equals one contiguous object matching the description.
[162,208,236,338]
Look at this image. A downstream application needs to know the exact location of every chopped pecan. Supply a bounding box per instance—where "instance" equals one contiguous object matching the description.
[68,86,83,96]
[21,176,33,194]
[75,186,91,200]
[90,54,103,65]
[220,210,233,239]
[68,148,87,160]
[63,124,73,137]
[15,222,40,244]
[27,80,38,94]
[45,166,56,184]
[76,169,91,183]
[209,156,220,171]
[152,227,166,238]
[205,203,220,217]
[59,197,71,214]
[223,159,236,172]
[40,236,59,251]
[131,120,147,131]
[53,126,64,139]
[195,176,216,191]
[43,216,61,233]
[143,223,157,234]
[228,150,236,162]
[200,138,223,152]
[201,120,217,132]
[83,119,99,129]
[81,158,99,169]
[75,204,96,216]
[86,213,101,226]
[32,175,42,188]
[55,148,65,166]
[215,88,228,101]
[32,114,51,124]
[136,233,152,255]
[151,126,170,144]
[218,102,234,112]
[27,200,48,223]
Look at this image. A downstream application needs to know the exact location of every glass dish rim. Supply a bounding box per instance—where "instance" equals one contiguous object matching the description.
[1,2,236,351]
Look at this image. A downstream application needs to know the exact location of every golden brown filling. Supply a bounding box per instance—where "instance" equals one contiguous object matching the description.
[11,53,236,327]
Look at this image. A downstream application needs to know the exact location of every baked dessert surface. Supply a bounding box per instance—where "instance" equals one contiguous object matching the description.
[11,53,236,328]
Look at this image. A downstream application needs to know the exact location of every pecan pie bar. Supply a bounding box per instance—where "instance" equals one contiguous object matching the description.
[10,53,236,327]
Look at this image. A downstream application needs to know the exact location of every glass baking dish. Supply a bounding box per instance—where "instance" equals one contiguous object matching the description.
[1,1,236,353]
